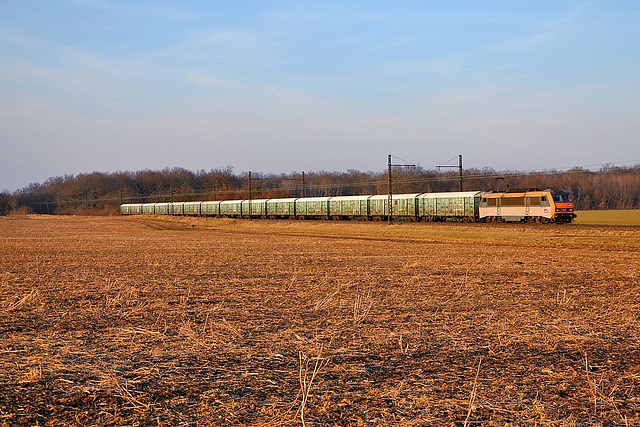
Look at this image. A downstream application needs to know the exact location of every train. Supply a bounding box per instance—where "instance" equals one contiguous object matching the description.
[121,188,576,223]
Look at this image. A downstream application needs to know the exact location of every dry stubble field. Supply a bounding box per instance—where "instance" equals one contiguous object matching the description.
[1,215,640,426]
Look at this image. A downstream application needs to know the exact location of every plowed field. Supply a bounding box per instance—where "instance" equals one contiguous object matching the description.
[1,216,639,426]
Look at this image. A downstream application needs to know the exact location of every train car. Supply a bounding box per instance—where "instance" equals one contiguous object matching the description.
[201,201,221,216]
[328,196,370,219]
[294,197,330,219]
[418,191,481,222]
[266,198,296,218]
[120,203,144,215]
[184,201,202,216]
[170,202,185,215]
[391,193,420,219]
[479,188,576,223]
[155,202,171,215]
[241,199,269,218]
[220,200,243,217]
[368,194,420,220]
[130,203,143,215]
[368,195,390,220]
[142,203,156,215]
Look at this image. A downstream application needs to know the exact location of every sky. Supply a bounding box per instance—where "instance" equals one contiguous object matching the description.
[1,1,639,192]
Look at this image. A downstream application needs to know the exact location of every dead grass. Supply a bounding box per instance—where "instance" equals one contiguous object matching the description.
[575,209,640,226]
[1,215,640,425]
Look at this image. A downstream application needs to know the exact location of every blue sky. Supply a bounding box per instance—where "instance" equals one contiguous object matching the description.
[1,1,639,191]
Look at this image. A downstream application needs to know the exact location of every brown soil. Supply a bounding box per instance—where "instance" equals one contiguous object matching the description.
[1,215,639,426]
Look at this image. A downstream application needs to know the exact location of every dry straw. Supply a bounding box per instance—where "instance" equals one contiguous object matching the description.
[2,216,640,425]
[353,290,374,324]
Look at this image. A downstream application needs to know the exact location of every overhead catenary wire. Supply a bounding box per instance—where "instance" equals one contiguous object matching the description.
[29,159,640,208]
[57,165,640,206]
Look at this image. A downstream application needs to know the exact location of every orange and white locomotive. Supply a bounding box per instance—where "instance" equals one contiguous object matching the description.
[479,188,576,223]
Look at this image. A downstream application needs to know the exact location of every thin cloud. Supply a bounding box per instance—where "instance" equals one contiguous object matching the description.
[154,30,282,69]
[72,0,194,20]
[1,2,639,191]
[0,29,39,48]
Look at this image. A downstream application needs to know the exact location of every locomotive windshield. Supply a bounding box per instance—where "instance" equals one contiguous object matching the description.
[551,190,572,203]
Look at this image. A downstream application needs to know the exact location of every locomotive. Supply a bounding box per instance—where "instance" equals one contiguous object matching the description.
[121,188,576,223]
[480,188,576,223]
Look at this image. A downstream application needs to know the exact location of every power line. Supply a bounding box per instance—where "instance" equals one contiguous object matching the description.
[437,155,459,167]
[389,154,416,166]
[17,160,640,209]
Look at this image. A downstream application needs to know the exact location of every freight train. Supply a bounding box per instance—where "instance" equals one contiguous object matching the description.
[121,188,576,223]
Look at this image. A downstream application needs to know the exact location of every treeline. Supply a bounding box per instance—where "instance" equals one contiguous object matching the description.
[2,164,640,215]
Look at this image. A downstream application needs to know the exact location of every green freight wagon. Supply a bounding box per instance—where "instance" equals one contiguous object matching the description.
[130,204,143,215]
[170,202,185,215]
[142,203,156,214]
[390,193,420,219]
[201,201,220,216]
[266,198,296,218]
[220,200,243,217]
[368,195,388,219]
[417,192,481,221]
[183,202,202,216]
[121,203,143,215]
[368,194,420,219]
[294,197,330,219]
[241,199,268,217]
[155,202,170,215]
[328,196,370,219]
